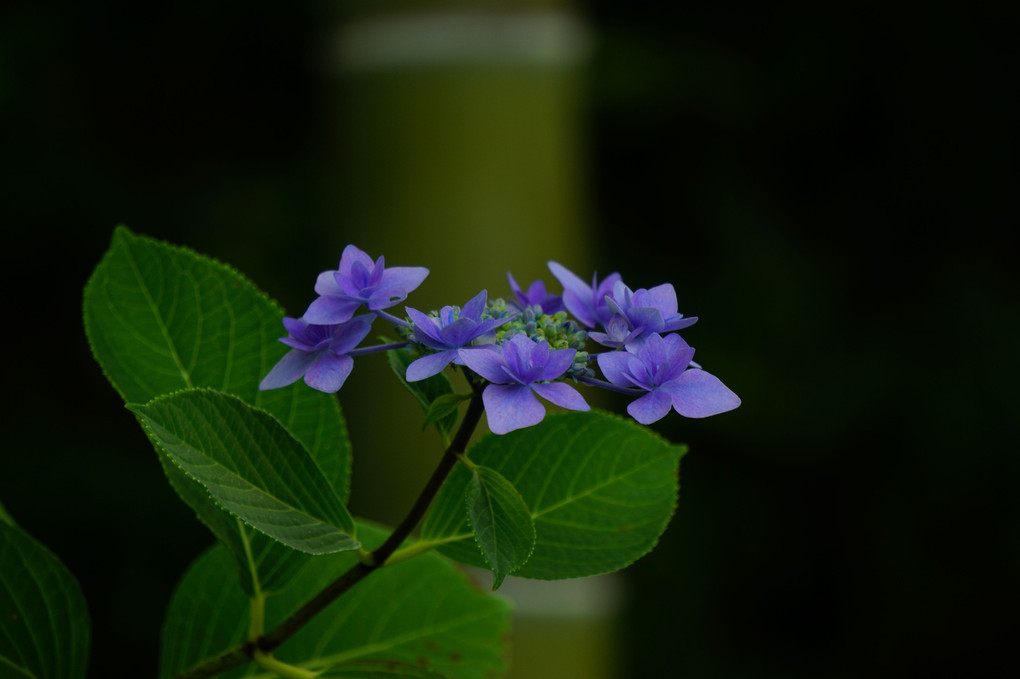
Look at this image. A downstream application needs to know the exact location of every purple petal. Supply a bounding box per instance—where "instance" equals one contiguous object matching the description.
[646,284,678,316]
[405,350,457,382]
[331,316,374,353]
[459,346,509,383]
[597,351,645,389]
[367,255,386,287]
[482,384,546,435]
[335,270,364,298]
[627,306,665,334]
[282,316,308,338]
[473,315,513,337]
[593,273,623,325]
[659,343,696,384]
[349,260,371,289]
[338,244,373,278]
[548,261,596,327]
[280,336,316,351]
[604,295,627,319]
[526,279,548,301]
[303,353,354,393]
[379,266,430,297]
[438,317,481,348]
[507,272,524,298]
[664,369,741,418]
[638,333,669,365]
[303,296,360,325]
[259,349,317,390]
[539,347,576,381]
[459,289,488,321]
[364,284,409,310]
[313,270,344,297]
[406,307,445,346]
[626,389,673,425]
[663,315,698,333]
[501,334,531,380]
[528,339,550,370]
[532,382,590,412]
[611,280,633,308]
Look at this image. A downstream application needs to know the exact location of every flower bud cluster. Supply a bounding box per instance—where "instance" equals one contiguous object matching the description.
[261,246,740,434]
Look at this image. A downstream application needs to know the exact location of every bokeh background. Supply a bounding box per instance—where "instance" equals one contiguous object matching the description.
[2,1,1017,677]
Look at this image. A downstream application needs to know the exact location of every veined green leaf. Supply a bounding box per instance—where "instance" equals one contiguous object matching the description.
[132,389,359,555]
[160,523,511,679]
[421,411,686,579]
[423,393,471,431]
[387,347,459,441]
[466,466,536,589]
[0,519,90,678]
[83,225,352,593]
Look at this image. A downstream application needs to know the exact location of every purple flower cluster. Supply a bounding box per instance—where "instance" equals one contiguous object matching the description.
[261,246,739,434]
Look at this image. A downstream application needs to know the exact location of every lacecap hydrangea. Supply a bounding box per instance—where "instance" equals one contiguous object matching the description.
[261,245,740,434]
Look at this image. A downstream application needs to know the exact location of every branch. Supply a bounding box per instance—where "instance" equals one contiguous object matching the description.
[174,390,486,679]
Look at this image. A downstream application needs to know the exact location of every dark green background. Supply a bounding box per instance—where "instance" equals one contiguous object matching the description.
[2,1,1016,677]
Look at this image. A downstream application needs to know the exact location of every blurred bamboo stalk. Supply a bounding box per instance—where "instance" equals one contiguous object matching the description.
[316,2,619,678]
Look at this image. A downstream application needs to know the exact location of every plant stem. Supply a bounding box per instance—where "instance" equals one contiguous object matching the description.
[173,390,486,679]
[253,650,320,679]
[259,392,485,653]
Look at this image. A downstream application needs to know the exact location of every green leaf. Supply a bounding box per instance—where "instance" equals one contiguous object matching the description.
[466,466,536,589]
[0,521,90,678]
[321,661,449,678]
[423,393,471,431]
[160,523,511,679]
[0,499,12,527]
[387,347,459,440]
[421,411,686,579]
[132,389,359,555]
[83,225,352,593]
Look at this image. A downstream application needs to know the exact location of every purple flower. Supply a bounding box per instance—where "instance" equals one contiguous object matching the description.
[460,334,590,435]
[404,290,511,382]
[594,281,697,348]
[547,261,622,329]
[303,245,429,325]
[259,316,373,393]
[596,333,739,424]
[507,272,564,314]
[587,314,645,350]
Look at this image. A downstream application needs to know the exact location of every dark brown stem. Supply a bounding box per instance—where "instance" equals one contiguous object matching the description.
[174,391,486,679]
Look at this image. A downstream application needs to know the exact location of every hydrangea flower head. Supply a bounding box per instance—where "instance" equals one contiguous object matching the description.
[460,334,590,434]
[507,272,564,314]
[404,290,511,382]
[259,315,373,393]
[596,332,740,424]
[547,261,622,329]
[303,245,429,325]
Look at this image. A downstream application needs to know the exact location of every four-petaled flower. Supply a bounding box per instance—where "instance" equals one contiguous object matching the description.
[259,316,373,393]
[460,334,590,435]
[596,333,740,424]
[303,245,429,325]
[507,272,564,314]
[404,290,510,382]
[547,261,621,329]
[596,281,697,348]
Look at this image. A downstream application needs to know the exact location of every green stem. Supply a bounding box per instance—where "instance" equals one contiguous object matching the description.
[253,650,320,679]
[173,390,487,679]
